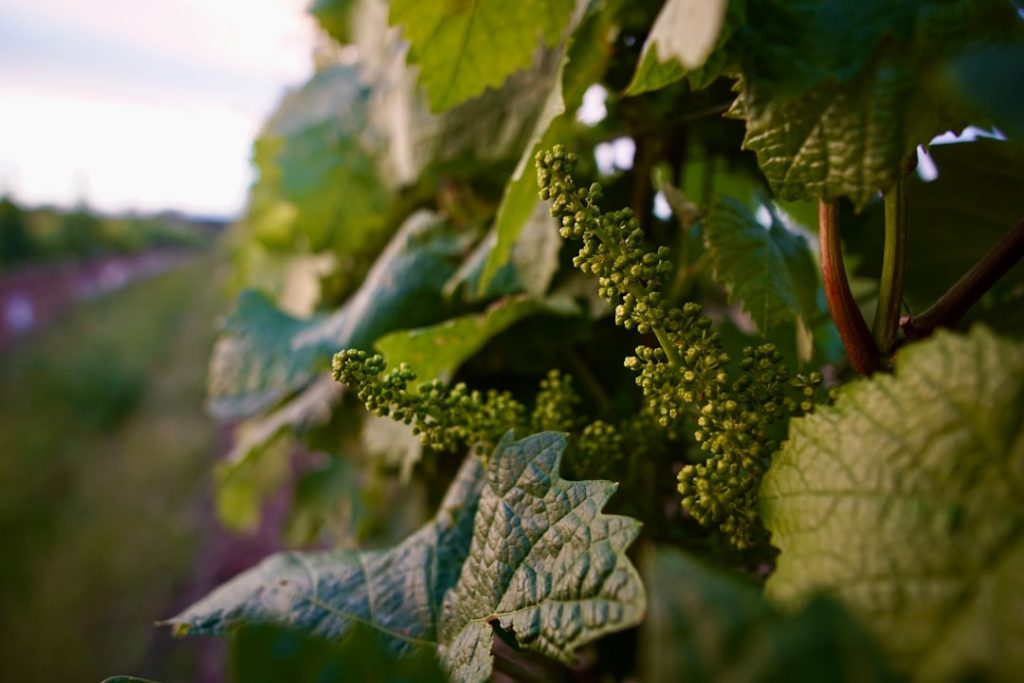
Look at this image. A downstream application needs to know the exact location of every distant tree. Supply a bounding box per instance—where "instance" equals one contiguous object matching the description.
[0,196,35,265]
[59,206,102,256]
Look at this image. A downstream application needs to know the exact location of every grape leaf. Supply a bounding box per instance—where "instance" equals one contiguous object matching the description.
[761,327,1024,681]
[246,65,390,253]
[625,0,732,96]
[479,3,613,293]
[704,197,819,332]
[640,547,894,682]
[167,455,485,647]
[438,432,645,681]
[726,0,1020,209]
[389,0,575,112]
[374,295,573,383]
[170,432,645,683]
[207,212,466,421]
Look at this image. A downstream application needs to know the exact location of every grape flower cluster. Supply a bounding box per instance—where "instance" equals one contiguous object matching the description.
[537,144,819,548]
[333,353,646,478]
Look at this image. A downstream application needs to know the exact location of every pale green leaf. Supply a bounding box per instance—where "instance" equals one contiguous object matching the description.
[479,4,613,292]
[640,547,894,682]
[246,65,390,253]
[389,0,575,112]
[704,197,819,332]
[207,212,466,421]
[168,455,486,648]
[761,327,1024,681]
[439,432,645,681]
[375,295,575,383]
[625,0,730,95]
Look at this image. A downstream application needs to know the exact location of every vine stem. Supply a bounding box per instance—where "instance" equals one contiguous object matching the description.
[902,217,1024,339]
[872,172,908,355]
[819,200,880,375]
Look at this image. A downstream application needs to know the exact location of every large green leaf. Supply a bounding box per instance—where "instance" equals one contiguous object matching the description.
[640,547,894,682]
[761,327,1024,681]
[726,0,1021,209]
[704,197,819,332]
[207,212,466,421]
[389,0,575,112]
[374,295,569,383]
[438,432,645,681]
[171,433,644,682]
[168,454,485,647]
[625,0,732,96]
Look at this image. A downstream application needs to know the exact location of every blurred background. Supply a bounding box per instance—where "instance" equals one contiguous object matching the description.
[0,1,320,680]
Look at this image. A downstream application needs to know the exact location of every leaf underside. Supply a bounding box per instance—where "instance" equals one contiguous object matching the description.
[761,327,1024,681]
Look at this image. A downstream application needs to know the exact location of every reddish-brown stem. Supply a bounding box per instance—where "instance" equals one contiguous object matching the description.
[902,217,1024,339]
[819,200,880,375]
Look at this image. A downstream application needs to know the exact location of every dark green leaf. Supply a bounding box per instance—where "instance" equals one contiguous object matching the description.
[704,197,819,332]
[439,432,645,681]
[727,0,1020,208]
[939,43,1024,141]
[761,327,1024,680]
[640,547,894,682]
[389,0,575,112]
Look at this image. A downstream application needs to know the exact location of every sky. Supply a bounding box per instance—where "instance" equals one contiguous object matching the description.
[0,0,317,217]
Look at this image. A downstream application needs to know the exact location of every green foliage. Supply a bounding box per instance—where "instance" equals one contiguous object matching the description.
[114,2,1024,681]
[389,0,575,112]
[640,547,895,682]
[848,139,1024,322]
[171,433,643,683]
[703,197,819,332]
[762,327,1024,680]
[438,432,644,680]
[625,0,732,95]
[207,212,465,421]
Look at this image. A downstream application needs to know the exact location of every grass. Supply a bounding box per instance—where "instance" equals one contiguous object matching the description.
[0,254,225,681]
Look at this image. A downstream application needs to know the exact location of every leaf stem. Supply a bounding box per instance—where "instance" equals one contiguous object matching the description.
[818,200,880,375]
[872,171,908,355]
[902,217,1024,339]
